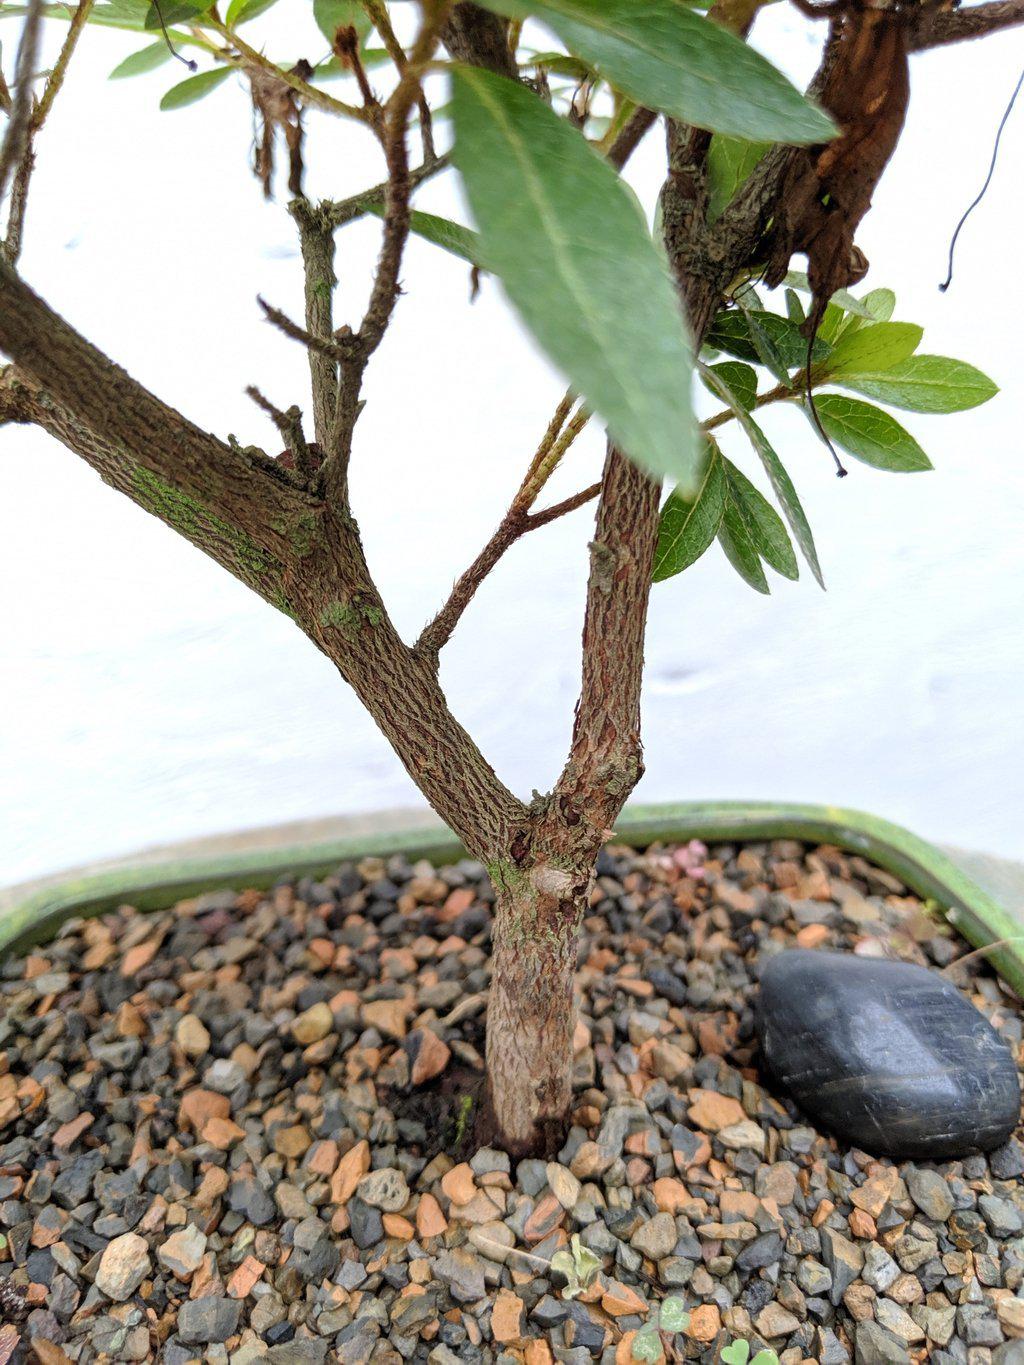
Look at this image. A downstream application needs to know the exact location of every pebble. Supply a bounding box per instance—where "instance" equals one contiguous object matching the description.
[758,950,1020,1158]
[94,1231,150,1302]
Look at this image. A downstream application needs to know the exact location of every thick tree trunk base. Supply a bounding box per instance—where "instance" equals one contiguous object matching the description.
[480,866,585,1158]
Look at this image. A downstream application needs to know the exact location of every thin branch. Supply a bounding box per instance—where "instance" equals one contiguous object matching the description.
[320,153,450,231]
[245,384,317,482]
[910,0,1024,50]
[290,199,338,449]
[209,20,375,124]
[318,0,452,508]
[527,481,601,530]
[0,0,43,205]
[257,294,348,359]
[4,0,94,264]
[416,391,592,658]
[605,105,656,173]
[360,0,435,158]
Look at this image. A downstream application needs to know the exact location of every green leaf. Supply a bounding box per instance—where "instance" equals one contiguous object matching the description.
[631,1327,664,1363]
[784,288,804,326]
[781,271,878,320]
[835,354,998,414]
[701,362,823,587]
[659,1296,691,1333]
[569,1234,601,1289]
[313,0,369,43]
[225,0,279,23]
[452,66,699,492]
[723,458,798,581]
[475,0,836,142]
[365,203,483,267]
[751,1354,781,1365]
[811,395,933,472]
[823,321,923,377]
[159,63,232,108]
[862,287,896,321]
[109,38,175,77]
[705,360,756,411]
[146,0,209,28]
[653,440,726,582]
[707,135,769,221]
[706,309,828,372]
[721,1343,751,1365]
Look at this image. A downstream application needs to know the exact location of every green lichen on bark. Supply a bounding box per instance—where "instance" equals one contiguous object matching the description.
[318,597,383,635]
[132,466,281,597]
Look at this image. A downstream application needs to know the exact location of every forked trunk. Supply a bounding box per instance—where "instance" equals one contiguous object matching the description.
[482,863,588,1157]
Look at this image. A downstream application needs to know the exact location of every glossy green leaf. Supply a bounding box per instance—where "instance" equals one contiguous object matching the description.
[452,66,699,492]
[313,0,369,44]
[109,38,175,77]
[366,204,483,267]
[836,354,998,413]
[660,1296,691,1333]
[159,63,232,108]
[811,395,932,472]
[702,363,822,586]
[476,0,835,142]
[707,135,769,221]
[725,460,798,579]
[653,440,726,582]
[225,0,280,23]
[705,360,757,411]
[824,321,923,377]
[706,309,828,371]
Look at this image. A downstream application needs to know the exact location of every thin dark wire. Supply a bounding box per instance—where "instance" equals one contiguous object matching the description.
[804,321,847,478]
[148,0,197,71]
[941,63,1024,292]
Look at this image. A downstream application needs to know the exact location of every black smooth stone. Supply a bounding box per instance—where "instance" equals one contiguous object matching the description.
[756,949,1021,1159]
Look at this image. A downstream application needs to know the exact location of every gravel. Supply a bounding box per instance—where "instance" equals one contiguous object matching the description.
[0,838,1019,1362]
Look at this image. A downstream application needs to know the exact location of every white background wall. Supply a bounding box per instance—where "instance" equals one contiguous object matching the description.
[3,9,1023,882]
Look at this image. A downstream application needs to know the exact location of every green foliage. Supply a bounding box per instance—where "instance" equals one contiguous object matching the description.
[365,204,483,267]
[811,394,933,472]
[701,361,823,588]
[451,65,701,494]
[706,309,830,371]
[837,355,998,413]
[109,38,175,78]
[707,135,769,221]
[159,64,232,110]
[476,0,835,142]
[550,1234,601,1300]
[822,321,922,377]
[653,439,726,582]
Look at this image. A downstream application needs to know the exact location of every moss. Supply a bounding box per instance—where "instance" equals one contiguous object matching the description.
[290,512,321,559]
[318,597,383,635]
[132,467,280,592]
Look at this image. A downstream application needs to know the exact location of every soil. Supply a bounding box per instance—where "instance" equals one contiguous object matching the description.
[0,837,1020,1364]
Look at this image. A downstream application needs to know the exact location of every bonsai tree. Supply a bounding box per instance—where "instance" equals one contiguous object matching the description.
[0,0,1013,1155]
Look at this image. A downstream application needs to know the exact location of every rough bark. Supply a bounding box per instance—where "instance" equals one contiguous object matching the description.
[440,2,517,79]
[483,865,586,1156]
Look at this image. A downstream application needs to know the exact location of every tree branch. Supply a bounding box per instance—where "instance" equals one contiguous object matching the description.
[4,0,95,264]
[416,392,592,659]
[0,0,43,206]
[909,0,1024,50]
[440,1,517,79]
[0,259,314,573]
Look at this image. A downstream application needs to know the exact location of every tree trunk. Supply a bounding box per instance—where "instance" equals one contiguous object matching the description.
[482,861,588,1157]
